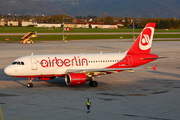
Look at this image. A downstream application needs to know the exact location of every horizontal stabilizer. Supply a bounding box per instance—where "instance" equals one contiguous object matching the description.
[144,65,157,71]
[152,65,157,71]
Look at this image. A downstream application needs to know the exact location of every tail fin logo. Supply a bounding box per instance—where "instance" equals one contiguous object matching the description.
[139,27,154,50]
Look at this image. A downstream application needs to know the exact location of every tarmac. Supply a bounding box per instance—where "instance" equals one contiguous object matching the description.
[0,40,180,120]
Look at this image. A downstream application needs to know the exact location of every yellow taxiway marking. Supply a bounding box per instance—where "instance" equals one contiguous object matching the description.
[0,105,4,120]
[99,85,107,90]
[47,44,69,54]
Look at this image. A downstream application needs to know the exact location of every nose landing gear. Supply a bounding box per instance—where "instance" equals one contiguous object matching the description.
[27,77,34,88]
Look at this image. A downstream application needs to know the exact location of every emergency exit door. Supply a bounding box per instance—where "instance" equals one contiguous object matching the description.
[31,58,38,70]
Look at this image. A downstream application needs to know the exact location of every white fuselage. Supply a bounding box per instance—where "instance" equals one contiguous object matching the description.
[5,53,127,77]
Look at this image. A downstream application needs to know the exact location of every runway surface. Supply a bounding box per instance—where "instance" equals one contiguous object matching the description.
[0,40,180,120]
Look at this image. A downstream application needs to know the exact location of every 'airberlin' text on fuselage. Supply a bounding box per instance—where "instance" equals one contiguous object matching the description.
[40,56,88,68]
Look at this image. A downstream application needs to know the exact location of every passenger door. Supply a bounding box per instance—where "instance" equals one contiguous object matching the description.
[127,55,133,66]
[31,58,38,70]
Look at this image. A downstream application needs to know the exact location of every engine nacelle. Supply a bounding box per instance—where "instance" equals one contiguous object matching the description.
[65,73,87,86]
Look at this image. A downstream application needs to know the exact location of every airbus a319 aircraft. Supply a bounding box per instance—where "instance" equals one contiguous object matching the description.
[4,23,158,88]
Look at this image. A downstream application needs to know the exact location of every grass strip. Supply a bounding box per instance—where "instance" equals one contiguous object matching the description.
[1,27,180,33]
[0,34,180,41]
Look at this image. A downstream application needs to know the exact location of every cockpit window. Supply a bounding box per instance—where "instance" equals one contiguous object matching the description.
[12,62,17,65]
[12,61,25,65]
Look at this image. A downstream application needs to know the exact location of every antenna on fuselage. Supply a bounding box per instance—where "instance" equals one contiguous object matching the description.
[31,53,34,56]
[100,51,102,54]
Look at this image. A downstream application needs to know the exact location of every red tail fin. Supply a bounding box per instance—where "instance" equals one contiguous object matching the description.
[128,23,156,54]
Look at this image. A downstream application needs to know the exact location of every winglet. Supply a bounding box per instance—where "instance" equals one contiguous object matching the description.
[152,65,157,71]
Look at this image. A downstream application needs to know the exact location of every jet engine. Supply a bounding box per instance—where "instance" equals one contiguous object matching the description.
[65,73,87,86]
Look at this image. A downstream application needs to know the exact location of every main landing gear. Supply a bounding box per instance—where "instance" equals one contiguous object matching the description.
[89,81,98,87]
[27,78,34,88]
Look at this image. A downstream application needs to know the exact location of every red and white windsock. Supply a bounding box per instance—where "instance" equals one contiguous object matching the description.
[64,28,72,31]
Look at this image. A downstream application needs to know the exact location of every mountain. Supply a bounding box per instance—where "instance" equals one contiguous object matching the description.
[0,0,180,18]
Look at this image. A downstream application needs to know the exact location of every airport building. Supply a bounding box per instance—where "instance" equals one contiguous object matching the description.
[7,21,19,26]
[0,19,6,26]
[64,23,89,28]
[3,19,122,29]
[35,23,61,27]
[89,23,118,29]
[21,21,35,27]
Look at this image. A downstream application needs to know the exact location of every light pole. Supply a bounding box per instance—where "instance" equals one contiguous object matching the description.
[62,22,64,41]
[133,19,134,41]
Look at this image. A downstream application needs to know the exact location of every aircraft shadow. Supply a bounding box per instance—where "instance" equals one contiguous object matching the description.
[0,69,93,88]
[149,71,180,79]
[176,67,180,69]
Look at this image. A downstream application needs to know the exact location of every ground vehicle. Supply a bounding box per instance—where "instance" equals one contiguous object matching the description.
[20,31,37,44]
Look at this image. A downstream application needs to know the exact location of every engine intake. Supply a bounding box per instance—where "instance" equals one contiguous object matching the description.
[65,73,87,86]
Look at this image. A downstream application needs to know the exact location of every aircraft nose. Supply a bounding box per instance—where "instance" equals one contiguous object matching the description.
[4,66,13,76]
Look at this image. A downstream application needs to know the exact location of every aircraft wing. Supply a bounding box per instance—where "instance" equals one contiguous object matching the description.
[66,65,157,74]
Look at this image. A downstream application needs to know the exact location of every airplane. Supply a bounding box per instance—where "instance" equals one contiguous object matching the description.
[4,23,158,88]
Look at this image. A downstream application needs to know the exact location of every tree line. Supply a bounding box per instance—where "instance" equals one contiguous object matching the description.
[134,18,180,29]
[1,14,180,29]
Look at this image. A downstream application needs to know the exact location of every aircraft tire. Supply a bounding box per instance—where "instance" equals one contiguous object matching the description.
[89,81,93,86]
[27,83,33,88]
[92,81,98,87]
[89,81,98,87]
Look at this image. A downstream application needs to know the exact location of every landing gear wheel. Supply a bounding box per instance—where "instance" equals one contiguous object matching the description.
[92,81,98,87]
[89,81,93,86]
[89,81,98,87]
[27,78,34,88]
[27,83,33,88]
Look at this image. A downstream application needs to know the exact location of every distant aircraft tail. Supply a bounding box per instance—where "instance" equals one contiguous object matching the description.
[127,23,156,54]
